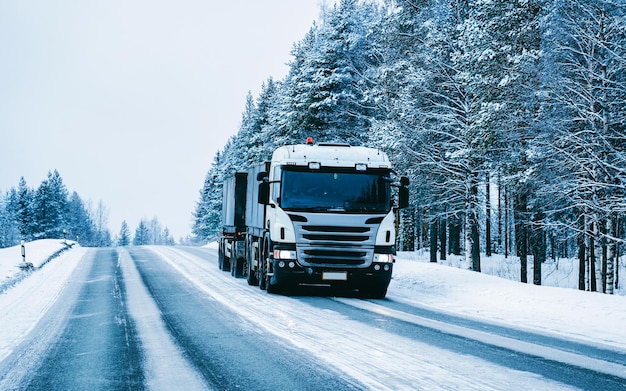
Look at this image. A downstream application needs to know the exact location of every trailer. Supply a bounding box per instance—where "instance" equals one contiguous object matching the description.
[218,138,409,298]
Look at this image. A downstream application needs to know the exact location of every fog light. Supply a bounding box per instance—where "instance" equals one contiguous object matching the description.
[384,264,390,271]
[374,264,381,271]
[288,261,295,268]
[278,261,286,268]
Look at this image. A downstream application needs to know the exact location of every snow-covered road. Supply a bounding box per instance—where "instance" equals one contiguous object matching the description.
[0,244,625,390]
[154,246,626,390]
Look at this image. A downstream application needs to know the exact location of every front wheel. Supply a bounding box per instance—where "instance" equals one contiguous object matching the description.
[259,250,267,291]
[360,284,388,299]
[246,245,259,286]
[266,269,281,294]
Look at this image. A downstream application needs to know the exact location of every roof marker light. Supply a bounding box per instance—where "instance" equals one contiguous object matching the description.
[306,137,314,145]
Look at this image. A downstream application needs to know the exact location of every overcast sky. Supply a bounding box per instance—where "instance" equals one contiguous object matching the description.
[0,0,330,241]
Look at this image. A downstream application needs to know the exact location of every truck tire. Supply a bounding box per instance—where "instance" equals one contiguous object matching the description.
[266,273,281,294]
[264,240,281,294]
[246,249,259,286]
[233,257,244,278]
[221,255,231,272]
[360,285,388,299]
[218,241,225,270]
[259,238,270,291]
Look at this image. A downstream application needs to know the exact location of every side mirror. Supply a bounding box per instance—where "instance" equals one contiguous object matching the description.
[257,171,268,181]
[398,186,409,209]
[258,181,270,205]
[400,176,410,187]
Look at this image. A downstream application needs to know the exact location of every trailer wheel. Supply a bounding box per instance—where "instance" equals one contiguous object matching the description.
[218,240,225,270]
[220,240,231,272]
[221,254,231,272]
[232,257,244,278]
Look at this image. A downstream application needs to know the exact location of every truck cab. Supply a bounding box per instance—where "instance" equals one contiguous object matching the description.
[254,140,409,298]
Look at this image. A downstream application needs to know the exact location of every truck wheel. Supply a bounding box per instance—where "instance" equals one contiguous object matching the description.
[266,275,280,294]
[221,254,231,272]
[218,243,224,270]
[259,262,267,290]
[259,239,270,290]
[234,257,244,278]
[360,285,388,299]
[265,263,282,294]
[259,254,267,290]
[246,252,258,286]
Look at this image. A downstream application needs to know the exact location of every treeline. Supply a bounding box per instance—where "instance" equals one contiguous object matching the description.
[0,170,112,247]
[117,218,175,246]
[192,0,626,293]
[0,171,177,248]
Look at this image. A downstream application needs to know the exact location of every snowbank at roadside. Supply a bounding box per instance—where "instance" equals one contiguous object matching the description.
[0,239,77,293]
[390,251,626,351]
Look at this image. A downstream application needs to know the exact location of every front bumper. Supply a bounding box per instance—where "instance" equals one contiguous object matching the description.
[269,259,392,289]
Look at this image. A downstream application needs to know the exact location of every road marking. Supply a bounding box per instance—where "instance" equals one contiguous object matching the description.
[118,249,211,391]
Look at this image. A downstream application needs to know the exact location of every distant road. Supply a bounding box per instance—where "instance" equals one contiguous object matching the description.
[0,246,623,390]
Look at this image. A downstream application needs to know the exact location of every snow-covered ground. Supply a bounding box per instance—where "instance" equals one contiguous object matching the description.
[1,240,625,365]
[390,251,626,351]
[0,239,77,293]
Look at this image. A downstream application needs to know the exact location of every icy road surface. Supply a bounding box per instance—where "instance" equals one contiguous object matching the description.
[0,246,624,390]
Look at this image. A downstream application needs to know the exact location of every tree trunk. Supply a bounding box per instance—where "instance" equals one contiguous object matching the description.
[468,173,481,272]
[589,221,597,292]
[448,216,462,256]
[515,191,528,283]
[504,185,510,258]
[497,174,503,255]
[430,217,438,263]
[439,215,447,261]
[615,217,620,290]
[578,215,586,291]
[400,208,415,251]
[485,175,492,257]
[606,217,615,294]
[531,211,545,285]
[601,219,608,293]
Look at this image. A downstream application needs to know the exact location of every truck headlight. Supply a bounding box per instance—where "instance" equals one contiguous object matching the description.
[374,254,394,263]
[274,250,296,259]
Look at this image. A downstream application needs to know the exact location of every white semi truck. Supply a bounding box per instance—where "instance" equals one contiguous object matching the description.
[218,138,409,298]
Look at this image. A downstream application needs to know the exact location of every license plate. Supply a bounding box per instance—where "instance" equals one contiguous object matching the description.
[322,271,347,281]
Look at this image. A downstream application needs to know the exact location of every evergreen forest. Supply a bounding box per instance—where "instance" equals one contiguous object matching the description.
[0,170,112,247]
[192,0,626,294]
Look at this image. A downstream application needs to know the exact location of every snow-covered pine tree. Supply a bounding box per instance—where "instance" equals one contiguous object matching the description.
[192,152,225,242]
[32,170,68,240]
[12,177,35,240]
[0,190,19,247]
[118,220,131,246]
[133,220,150,246]
[66,191,95,246]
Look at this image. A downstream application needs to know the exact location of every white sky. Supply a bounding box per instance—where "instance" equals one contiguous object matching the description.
[0,0,330,240]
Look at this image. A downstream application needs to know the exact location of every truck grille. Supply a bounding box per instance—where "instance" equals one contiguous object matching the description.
[290,214,382,267]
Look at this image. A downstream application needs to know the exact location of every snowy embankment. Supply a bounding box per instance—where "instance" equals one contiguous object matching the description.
[1,240,625,363]
[0,240,87,361]
[0,239,77,293]
[390,252,626,350]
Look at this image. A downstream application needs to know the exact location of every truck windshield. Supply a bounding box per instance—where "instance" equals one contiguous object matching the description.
[280,168,391,213]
